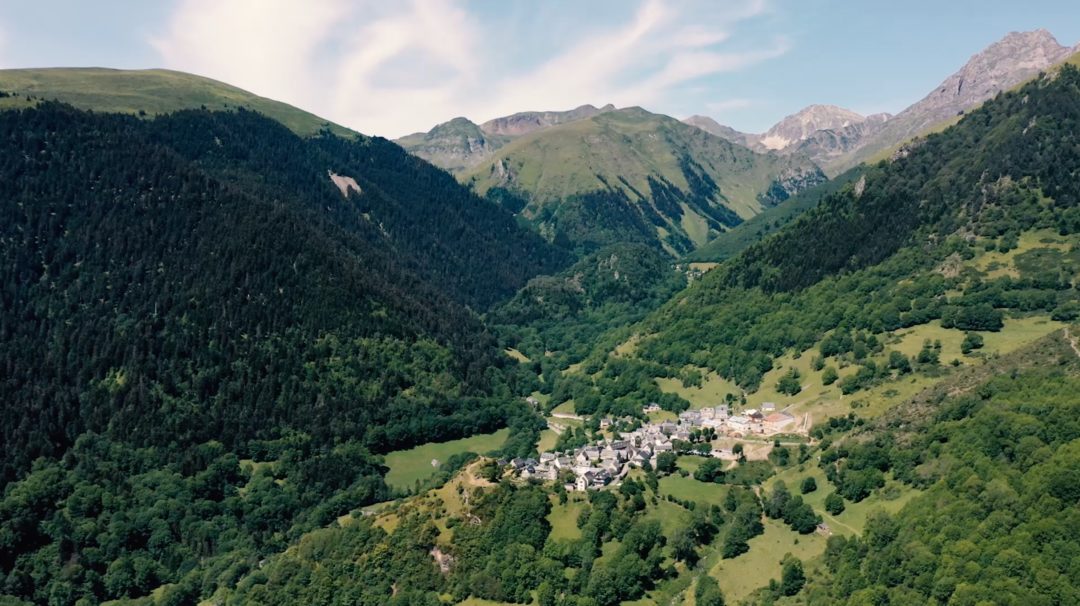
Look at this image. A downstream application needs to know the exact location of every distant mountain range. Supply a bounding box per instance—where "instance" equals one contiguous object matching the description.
[685,29,1080,173]
[399,106,825,256]
[395,104,615,172]
[459,106,825,255]
[396,29,1078,256]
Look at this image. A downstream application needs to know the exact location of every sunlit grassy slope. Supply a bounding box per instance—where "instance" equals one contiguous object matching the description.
[463,107,823,252]
[0,68,355,137]
[383,429,509,491]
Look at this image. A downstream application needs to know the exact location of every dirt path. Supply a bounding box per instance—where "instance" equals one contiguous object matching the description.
[820,511,859,535]
[551,412,585,421]
[1065,327,1080,359]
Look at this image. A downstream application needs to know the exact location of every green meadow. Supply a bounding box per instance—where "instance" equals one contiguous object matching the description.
[383,429,509,491]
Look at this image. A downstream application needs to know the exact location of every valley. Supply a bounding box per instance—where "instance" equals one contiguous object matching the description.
[1,17,1079,606]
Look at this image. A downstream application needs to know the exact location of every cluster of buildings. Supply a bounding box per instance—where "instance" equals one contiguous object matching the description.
[510,428,674,491]
[671,402,797,436]
[507,401,800,491]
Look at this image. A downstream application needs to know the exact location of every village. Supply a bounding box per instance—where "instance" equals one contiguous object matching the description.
[507,402,807,491]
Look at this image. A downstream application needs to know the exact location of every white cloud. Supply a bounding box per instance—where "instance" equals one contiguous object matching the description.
[151,0,787,138]
[150,0,349,110]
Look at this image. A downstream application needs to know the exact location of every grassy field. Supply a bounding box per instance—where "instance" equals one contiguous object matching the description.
[641,499,692,538]
[645,409,678,423]
[504,347,531,363]
[656,371,741,409]
[548,495,589,541]
[732,312,1066,425]
[383,429,509,491]
[551,400,578,415]
[709,519,830,603]
[536,428,560,452]
[456,598,519,606]
[0,68,355,137]
[659,474,728,506]
[764,463,921,536]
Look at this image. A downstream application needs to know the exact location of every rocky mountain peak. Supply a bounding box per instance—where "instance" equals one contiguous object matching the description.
[759,104,866,150]
[479,103,615,136]
[896,29,1075,135]
[681,115,756,148]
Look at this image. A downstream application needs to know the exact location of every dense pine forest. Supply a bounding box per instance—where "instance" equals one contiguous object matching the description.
[0,102,566,604]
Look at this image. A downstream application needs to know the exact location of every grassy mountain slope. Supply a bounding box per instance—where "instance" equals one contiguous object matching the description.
[463,107,826,255]
[0,67,355,137]
[395,104,615,173]
[686,167,864,262]
[554,64,1080,422]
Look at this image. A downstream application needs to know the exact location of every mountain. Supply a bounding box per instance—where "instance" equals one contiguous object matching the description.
[0,98,568,475]
[0,82,579,603]
[681,114,758,148]
[488,242,686,366]
[0,67,355,137]
[394,116,511,173]
[683,105,878,154]
[686,166,865,262]
[479,103,615,136]
[213,63,1080,606]
[844,28,1080,169]
[757,104,869,150]
[683,30,1079,174]
[463,106,826,255]
[395,104,615,171]
[789,112,890,163]
[576,60,1080,401]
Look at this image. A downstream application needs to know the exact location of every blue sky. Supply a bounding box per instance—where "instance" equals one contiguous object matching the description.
[0,0,1078,137]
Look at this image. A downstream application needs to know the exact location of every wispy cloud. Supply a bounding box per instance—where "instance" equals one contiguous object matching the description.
[152,0,786,137]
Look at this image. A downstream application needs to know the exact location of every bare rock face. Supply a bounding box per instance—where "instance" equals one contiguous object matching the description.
[843,29,1079,170]
[395,117,510,173]
[685,30,1078,174]
[684,106,871,154]
[758,105,868,151]
[480,104,615,137]
[905,30,1076,132]
[793,113,891,162]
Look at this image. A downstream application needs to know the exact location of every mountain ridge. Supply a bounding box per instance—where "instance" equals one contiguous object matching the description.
[683,29,1079,173]
[0,67,357,138]
[462,106,826,255]
[396,104,617,171]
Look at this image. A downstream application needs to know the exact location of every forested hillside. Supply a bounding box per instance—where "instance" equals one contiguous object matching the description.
[215,330,1080,606]
[0,101,563,605]
[2,47,1080,606]
[793,331,1080,605]
[686,167,863,262]
[489,242,686,370]
[228,61,1080,606]
[561,63,1080,414]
